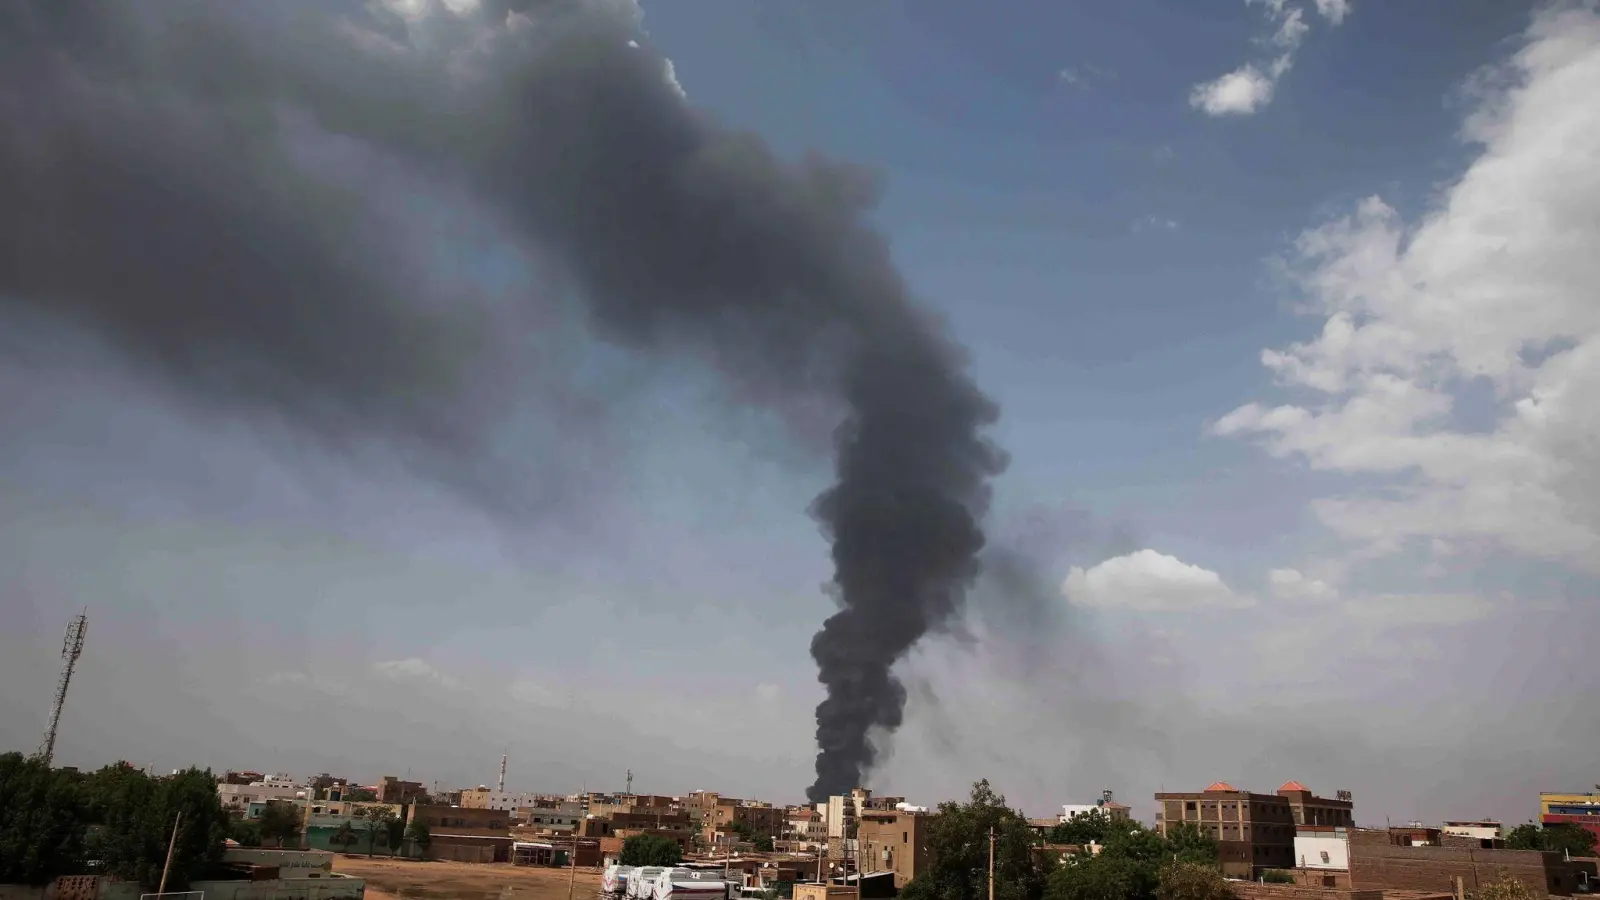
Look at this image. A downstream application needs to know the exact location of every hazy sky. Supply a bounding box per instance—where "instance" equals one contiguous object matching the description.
[2,0,1597,826]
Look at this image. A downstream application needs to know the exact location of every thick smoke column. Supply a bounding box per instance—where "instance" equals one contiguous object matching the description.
[0,0,1006,798]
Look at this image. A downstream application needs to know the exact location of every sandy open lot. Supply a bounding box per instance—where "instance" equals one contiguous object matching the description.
[333,855,604,900]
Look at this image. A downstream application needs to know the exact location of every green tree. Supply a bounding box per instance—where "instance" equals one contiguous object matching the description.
[359,807,396,857]
[1505,824,1544,850]
[620,833,683,866]
[330,822,360,853]
[406,819,431,856]
[1259,870,1295,885]
[1046,854,1155,900]
[1099,821,1169,865]
[899,780,1051,900]
[0,752,88,884]
[84,764,228,892]
[729,820,776,853]
[1048,810,1112,847]
[257,800,302,848]
[1161,823,1218,868]
[1542,824,1597,857]
[228,816,263,848]
[1155,862,1232,900]
[345,787,378,802]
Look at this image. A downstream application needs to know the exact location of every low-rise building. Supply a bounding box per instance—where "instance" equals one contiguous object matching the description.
[1348,829,1595,896]
[1440,821,1502,844]
[217,773,305,811]
[408,804,513,863]
[1061,790,1132,824]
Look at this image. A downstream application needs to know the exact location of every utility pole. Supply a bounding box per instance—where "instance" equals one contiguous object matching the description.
[567,832,579,900]
[158,810,184,895]
[38,612,87,766]
[987,826,996,900]
[301,785,317,851]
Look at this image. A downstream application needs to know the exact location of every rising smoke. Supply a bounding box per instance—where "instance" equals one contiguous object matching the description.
[0,0,1006,799]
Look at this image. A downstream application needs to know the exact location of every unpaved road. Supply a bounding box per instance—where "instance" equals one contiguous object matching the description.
[333,855,604,900]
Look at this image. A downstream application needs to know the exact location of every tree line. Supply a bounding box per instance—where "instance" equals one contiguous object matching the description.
[0,752,230,890]
[0,752,436,891]
[899,780,1227,900]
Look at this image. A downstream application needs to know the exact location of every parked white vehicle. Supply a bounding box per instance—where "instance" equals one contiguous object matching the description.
[604,864,636,894]
[628,867,666,900]
[651,868,729,900]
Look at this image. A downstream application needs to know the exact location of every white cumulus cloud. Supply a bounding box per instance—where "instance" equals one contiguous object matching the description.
[1191,0,1348,117]
[372,657,463,690]
[1268,567,1340,603]
[1063,549,1254,611]
[1214,4,1600,574]
[1315,0,1352,25]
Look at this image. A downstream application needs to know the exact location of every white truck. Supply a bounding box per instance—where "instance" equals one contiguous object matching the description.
[604,864,636,894]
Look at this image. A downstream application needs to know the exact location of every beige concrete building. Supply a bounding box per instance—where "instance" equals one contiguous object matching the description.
[857,808,936,889]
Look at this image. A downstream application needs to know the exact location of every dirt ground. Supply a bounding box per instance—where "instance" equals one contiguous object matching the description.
[333,855,604,900]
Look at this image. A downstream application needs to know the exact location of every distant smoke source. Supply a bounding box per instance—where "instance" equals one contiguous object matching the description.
[0,0,1006,799]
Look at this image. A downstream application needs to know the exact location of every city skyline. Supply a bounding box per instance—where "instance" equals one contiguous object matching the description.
[2,0,1596,832]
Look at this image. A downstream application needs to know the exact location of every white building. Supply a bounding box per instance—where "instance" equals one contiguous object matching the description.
[1060,791,1131,823]
[462,785,567,812]
[1294,830,1350,870]
[1442,821,1502,841]
[218,774,306,811]
[518,802,585,830]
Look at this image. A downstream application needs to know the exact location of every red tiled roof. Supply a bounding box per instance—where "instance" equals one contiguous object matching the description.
[1204,782,1237,793]
[1279,781,1310,792]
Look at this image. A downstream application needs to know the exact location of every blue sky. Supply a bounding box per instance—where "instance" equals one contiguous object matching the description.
[1,0,1596,826]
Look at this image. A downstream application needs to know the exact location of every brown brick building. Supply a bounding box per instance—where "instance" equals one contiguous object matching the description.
[857,809,936,889]
[1347,829,1597,896]
[408,804,512,862]
[1276,781,1354,827]
[1155,782,1299,877]
[376,776,428,805]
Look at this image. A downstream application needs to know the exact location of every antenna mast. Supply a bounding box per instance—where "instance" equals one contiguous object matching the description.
[39,612,87,766]
[626,769,633,795]
[499,749,508,793]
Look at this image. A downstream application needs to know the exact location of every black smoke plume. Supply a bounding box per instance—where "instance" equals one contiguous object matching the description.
[0,0,1006,799]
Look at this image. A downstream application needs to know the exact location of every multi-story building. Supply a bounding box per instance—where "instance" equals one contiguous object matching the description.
[825,788,872,842]
[375,776,428,805]
[684,791,784,846]
[858,808,937,890]
[788,807,826,847]
[1276,782,1354,827]
[1541,792,1600,842]
[1154,782,1299,877]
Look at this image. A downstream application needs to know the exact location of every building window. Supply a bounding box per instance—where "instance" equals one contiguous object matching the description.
[1186,802,1197,813]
